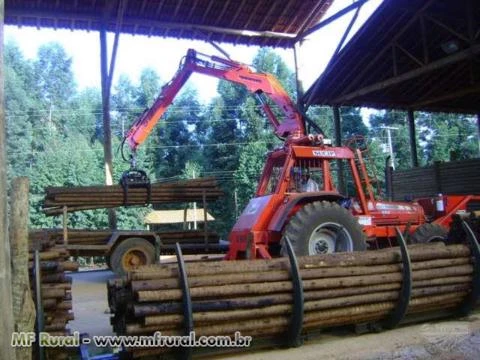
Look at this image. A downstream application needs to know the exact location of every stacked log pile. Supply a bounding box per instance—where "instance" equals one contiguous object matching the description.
[28,234,78,338]
[108,243,475,358]
[42,177,223,215]
[30,229,220,247]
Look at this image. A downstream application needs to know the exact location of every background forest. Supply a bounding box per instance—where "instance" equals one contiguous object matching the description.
[5,41,479,238]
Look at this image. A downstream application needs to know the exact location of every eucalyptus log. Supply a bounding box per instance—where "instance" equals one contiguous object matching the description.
[136,266,471,302]
[130,244,470,280]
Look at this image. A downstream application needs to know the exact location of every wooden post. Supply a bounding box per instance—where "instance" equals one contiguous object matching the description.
[62,205,68,245]
[407,110,419,167]
[10,178,35,360]
[0,3,17,359]
[333,106,345,194]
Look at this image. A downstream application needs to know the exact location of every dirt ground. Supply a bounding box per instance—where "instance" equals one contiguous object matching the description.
[69,270,480,359]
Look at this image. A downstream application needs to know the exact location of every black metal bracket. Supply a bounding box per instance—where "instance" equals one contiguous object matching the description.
[175,243,193,360]
[33,239,45,360]
[458,220,480,316]
[119,169,151,205]
[402,222,412,244]
[381,227,412,329]
[283,236,304,347]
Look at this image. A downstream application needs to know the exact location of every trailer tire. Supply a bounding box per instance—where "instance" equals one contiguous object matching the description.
[282,201,366,256]
[411,223,448,244]
[110,237,156,276]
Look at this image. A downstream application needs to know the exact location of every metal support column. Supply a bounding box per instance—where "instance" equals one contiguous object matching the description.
[100,1,125,229]
[333,106,345,194]
[100,22,116,229]
[477,113,480,156]
[293,44,305,115]
[407,110,419,167]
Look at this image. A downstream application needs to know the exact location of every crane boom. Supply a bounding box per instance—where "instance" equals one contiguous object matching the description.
[124,49,305,153]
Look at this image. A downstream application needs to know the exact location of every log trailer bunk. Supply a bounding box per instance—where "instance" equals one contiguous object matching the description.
[121,48,480,261]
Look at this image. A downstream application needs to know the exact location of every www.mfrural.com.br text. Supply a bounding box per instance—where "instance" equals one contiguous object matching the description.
[11,331,253,348]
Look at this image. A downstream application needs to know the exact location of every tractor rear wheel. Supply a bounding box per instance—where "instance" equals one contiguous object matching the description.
[110,237,156,276]
[411,223,448,244]
[282,201,367,256]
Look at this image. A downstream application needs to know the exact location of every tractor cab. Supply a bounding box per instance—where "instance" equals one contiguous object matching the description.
[227,141,426,260]
[227,142,362,260]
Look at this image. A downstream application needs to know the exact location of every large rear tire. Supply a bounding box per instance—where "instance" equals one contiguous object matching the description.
[411,223,448,244]
[110,237,156,276]
[282,201,367,256]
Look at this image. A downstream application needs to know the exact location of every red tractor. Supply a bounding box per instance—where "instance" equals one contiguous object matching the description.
[122,49,480,262]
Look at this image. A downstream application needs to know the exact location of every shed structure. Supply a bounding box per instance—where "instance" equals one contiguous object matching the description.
[303,0,480,167]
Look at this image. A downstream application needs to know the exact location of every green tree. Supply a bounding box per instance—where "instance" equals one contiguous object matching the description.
[33,42,77,132]
[4,41,37,178]
[417,112,477,163]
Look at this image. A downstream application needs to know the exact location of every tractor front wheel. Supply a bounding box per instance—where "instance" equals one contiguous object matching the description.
[282,201,367,256]
[110,237,156,276]
[411,223,448,244]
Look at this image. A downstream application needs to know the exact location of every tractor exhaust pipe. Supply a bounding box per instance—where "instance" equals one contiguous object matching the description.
[385,155,394,201]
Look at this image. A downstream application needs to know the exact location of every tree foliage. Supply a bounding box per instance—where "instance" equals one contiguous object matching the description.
[4,41,478,239]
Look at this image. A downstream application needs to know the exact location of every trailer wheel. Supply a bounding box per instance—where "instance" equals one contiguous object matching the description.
[110,237,156,276]
[411,223,448,244]
[282,201,366,256]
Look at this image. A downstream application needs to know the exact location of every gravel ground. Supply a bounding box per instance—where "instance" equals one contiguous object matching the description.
[69,270,480,359]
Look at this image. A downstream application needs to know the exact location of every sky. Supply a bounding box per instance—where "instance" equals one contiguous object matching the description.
[4,0,382,104]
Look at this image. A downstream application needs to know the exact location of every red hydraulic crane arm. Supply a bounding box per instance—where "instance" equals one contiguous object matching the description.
[124,49,305,152]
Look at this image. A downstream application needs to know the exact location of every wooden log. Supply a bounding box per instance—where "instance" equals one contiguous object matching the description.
[410,257,470,270]
[129,244,470,280]
[303,302,395,324]
[136,265,471,302]
[303,309,391,330]
[143,291,400,327]
[408,292,468,309]
[41,283,72,292]
[10,177,36,360]
[133,283,404,317]
[27,250,63,261]
[42,299,58,310]
[411,284,471,298]
[41,288,66,299]
[41,273,71,283]
[131,264,405,292]
[413,275,472,287]
[130,258,473,292]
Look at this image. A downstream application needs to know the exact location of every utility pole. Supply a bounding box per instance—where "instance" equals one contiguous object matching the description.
[381,126,399,170]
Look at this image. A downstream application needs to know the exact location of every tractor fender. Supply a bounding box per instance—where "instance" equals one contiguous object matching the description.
[268,192,347,233]
[106,231,160,253]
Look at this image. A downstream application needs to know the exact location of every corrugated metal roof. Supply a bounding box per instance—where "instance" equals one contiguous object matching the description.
[5,0,333,48]
[304,0,480,113]
[145,209,215,224]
